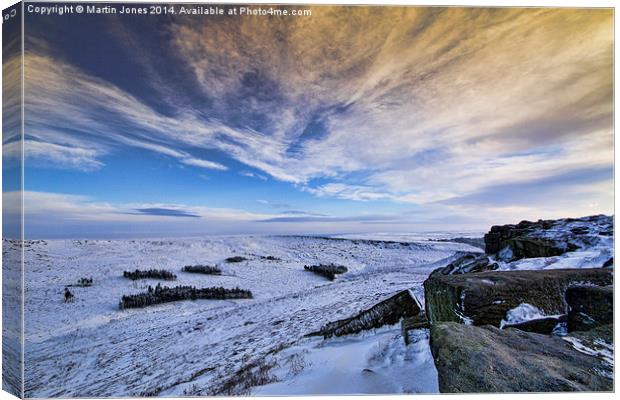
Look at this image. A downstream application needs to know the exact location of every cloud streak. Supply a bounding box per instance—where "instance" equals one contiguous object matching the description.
[131,208,201,218]
[17,6,613,232]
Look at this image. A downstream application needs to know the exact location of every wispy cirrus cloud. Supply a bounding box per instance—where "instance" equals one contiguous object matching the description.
[22,52,229,172]
[4,140,105,172]
[169,7,612,205]
[18,6,613,230]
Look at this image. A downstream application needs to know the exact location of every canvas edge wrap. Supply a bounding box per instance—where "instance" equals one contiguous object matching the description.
[2,1,24,398]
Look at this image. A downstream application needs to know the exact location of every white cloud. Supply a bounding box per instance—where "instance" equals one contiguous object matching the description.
[169,7,613,207]
[18,7,613,222]
[21,53,228,173]
[241,171,268,180]
[305,183,392,202]
[3,140,104,172]
[3,191,271,223]
[180,157,227,171]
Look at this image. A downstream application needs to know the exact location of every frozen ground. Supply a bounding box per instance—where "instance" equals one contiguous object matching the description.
[22,234,476,397]
[19,225,613,397]
[253,327,437,395]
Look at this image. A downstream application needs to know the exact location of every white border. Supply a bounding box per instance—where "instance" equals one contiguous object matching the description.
[0,2,616,400]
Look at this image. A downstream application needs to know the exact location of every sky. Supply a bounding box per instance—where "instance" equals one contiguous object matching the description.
[2,4,614,238]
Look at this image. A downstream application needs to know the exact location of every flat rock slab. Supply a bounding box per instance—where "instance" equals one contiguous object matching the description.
[503,315,565,335]
[424,268,612,327]
[430,322,613,393]
[312,289,422,338]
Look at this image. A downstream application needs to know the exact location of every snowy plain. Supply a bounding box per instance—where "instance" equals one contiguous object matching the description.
[18,234,478,397]
[13,226,612,397]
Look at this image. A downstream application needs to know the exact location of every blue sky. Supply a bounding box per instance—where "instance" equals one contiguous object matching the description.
[2,5,613,238]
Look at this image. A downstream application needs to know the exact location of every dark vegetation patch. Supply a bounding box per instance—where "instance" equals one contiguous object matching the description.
[64,288,74,303]
[141,366,216,397]
[182,265,222,275]
[67,277,93,287]
[304,263,348,280]
[208,359,278,396]
[119,284,252,309]
[260,255,281,261]
[123,269,177,281]
[225,256,248,263]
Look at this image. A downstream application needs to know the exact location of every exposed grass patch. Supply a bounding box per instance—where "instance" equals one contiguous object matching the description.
[182,265,222,275]
[123,269,177,281]
[67,277,93,287]
[304,263,348,280]
[261,255,282,261]
[119,284,252,309]
[225,256,248,263]
[208,359,278,396]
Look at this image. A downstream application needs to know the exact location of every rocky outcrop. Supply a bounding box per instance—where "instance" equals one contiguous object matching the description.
[423,214,614,394]
[429,253,498,277]
[312,290,422,338]
[484,215,612,261]
[430,322,613,393]
[424,268,612,327]
[566,285,613,332]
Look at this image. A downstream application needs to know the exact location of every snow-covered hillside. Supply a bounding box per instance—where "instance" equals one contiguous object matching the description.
[22,235,477,397]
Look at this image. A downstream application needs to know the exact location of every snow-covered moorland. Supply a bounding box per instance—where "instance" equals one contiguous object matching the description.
[21,234,479,397]
[16,215,614,397]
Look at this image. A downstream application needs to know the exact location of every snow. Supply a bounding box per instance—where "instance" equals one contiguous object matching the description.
[499,303,560,328]
[18,219,613,396]
[551,322,568,337]
[253,327,438,395]
[330,231,484,243]
[562,336,614,375]
[498,246,513,261]
[497,248,612,271]
[22,235,470,397]
[2,239,23,396]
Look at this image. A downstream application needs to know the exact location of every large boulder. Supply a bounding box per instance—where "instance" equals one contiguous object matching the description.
[484,215,612,261]
[566,285,613,332]
[424,268,612,327]
[430,322,613,393]
[311,290,422,338]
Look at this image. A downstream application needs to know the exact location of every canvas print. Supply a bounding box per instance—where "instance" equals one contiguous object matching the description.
[1,1,614,397]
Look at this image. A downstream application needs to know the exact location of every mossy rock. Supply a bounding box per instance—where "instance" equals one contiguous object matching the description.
[430,322,613,393]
